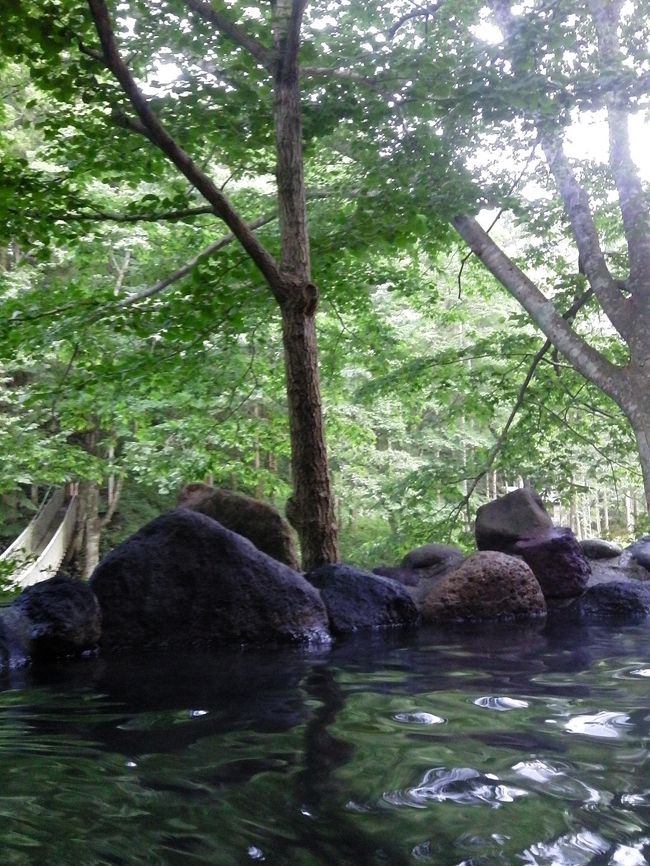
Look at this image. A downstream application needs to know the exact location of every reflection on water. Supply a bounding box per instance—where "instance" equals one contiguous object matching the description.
[1,623,650,864]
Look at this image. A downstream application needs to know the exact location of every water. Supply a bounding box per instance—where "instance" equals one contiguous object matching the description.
[2,621,650,865]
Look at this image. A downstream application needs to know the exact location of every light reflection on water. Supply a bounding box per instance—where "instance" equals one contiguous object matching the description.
[0,623,650,864]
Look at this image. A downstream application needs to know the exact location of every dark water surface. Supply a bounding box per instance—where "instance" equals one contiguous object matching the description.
[2,621,650,865]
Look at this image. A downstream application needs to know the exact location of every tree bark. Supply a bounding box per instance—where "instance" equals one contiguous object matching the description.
[272,0,338,568]
[282,295,338,567]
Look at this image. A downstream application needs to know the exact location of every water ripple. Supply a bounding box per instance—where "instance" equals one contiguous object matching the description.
[393,711,446,726]
[383,766,528,809]
[564,712,631,739]
[474,696,530,711]
[521,830,650,866]
[511,759,604,802]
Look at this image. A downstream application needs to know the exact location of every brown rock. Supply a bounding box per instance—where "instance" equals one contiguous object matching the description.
[475,488,553,554]
[421,551,546,623]
[178,482,300,569]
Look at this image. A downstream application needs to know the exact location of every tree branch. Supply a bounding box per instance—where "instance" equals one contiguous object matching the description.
[449,287,595,520]
[117,211,277,308]
[182,0,272,69]
[540,131,632,338]
[66,205,218,223]
[388,2,445,40]
[589,0,650,298]
[452,214,624,403]
[86,0,285,298]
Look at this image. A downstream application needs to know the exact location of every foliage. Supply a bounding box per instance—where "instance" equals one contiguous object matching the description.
[0,1,648,569]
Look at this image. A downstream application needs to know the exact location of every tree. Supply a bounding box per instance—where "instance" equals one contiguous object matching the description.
[442,0,650,511]
[0,1,346,568]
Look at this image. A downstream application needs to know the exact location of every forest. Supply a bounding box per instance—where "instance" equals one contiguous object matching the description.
[0,0,649,576]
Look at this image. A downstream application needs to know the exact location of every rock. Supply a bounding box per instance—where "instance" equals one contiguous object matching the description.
[0,574,101,670]
[90,509,329,650]
[620,537,650,575]
[178,482,300,569]
[578,581,650,621]
[421,551,546,623]
[401,543,465,573]
[587,558,639,586]
[515,528,591,599]
[12,574,102,659]
[580,538,623,560]
[305,564,418,634]
[372,566,420,586]
[475,488,553,554]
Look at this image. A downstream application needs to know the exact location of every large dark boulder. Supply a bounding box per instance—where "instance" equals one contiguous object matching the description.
[305,564,418,635]
[0,574,101,671]
[515,528,591,599]
[90,509,329,650]
[421,551,547,623]
[12,574,101,659]
[475,488,553,554]
[178,482,300,569]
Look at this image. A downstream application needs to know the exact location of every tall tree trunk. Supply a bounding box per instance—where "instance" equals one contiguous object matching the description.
[282,295,338,567]
[273,0,338,568]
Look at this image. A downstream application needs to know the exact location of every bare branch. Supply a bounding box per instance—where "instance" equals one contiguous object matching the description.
[449,287,595,520]
[388,2,445,40]
[86,0,285,298]
[301,67,380,86]
[118,212,277,308]
[541,131,632,338]
[66,205,218,223]
[589,0,650,297]
[183,0,272,69]
[452,214,623,402]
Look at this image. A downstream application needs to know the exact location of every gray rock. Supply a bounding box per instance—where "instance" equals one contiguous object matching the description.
[90,509,329,650]
[620,537,650,575]
[587,558,643,586]
[475,488,553,554]
[306,564,418,634]
[421,551,546,623]
[580,538,623,560]
[401,543,464,572]
[372,566,420,586]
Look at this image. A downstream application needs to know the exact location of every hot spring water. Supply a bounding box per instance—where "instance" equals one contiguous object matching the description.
[1,621,650,865]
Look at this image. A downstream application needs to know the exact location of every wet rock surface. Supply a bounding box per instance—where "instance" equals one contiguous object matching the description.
[0,574,101,670]
[90,509,329,650]
[306,564,418,634]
